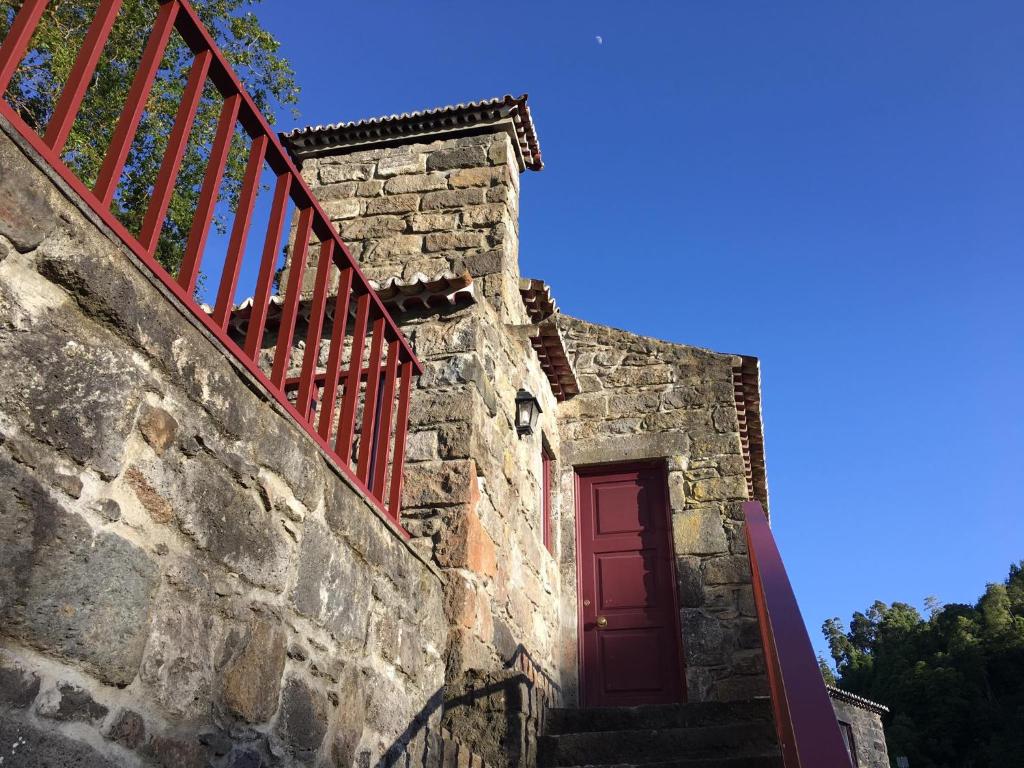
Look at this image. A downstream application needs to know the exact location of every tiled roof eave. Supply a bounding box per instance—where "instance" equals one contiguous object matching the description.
[827,685,890,715]
[527,319,579,402]
[282,94,543,172]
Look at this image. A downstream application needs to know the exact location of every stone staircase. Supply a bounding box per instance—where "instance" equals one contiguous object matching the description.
[539,700,783,768]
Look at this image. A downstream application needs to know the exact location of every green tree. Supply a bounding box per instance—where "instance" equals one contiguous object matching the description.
[0,0,298,275]
[824,562,1024,767]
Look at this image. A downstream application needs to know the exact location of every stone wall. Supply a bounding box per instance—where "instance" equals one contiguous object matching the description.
[291,129,563,767]
[830,691,890,768]
[0,116,447,767]
[290,131,526,325]
[555,316,767,704]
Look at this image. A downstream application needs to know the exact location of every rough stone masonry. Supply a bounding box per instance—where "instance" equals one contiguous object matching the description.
[0,114,448,768]
[282,93,770,735]
[0,89,772,768]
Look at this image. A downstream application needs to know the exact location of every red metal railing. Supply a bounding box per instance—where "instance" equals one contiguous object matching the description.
[0,0,421,531]
[743,501,854,768]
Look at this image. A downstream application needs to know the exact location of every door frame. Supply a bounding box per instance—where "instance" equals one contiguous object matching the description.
[573,460,688,707]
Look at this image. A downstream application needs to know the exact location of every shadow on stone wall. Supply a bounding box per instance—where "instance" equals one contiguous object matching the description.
[378,646,561,768]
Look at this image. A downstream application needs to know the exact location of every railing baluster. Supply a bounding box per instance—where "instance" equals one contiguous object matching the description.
[242,171,292,357]
[388,361,413,521]
[269,205,314,387]
[177,92,239,294]
[1,0,423,533]
[212,132,267,328]
[0,0,49,96]
[371,341,400,499]
[139,48,212,253]
[356,317,386,481]
[93,0,180,207]
[317,267,353,439]
[295,239,335,420]
[43,0,124,152]
[335,293,371,462]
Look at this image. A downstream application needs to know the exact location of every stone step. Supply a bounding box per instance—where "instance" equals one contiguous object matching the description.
[546,700,775,735]
[539,722,779,767]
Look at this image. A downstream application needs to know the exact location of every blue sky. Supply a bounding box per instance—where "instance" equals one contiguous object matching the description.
[255,1,1023,659]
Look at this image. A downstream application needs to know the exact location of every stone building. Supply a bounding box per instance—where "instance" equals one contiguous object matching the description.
[0,77,862,768]
[828,687,891,768]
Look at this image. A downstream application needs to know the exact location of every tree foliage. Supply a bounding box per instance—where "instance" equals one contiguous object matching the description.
[0,0,298,275]
[823,562,1024,767]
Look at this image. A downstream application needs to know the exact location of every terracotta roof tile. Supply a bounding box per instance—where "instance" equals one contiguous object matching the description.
[282,94,543,172]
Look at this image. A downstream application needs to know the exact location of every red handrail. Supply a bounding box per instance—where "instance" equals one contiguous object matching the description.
[0,0,421,531]
[743,501,854,768]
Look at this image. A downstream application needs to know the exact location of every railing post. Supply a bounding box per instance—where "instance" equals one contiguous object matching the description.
[295,239,335,420]
[243,171,293,358]
[43,0,125,152]
[356,317,386,482]
[371,341,400,499]
[212,132,267,328]
[335,292,371,463]
[139,48,212,253]
[316,267,353,440]
[178,92,240,294]
[269,206,313,387]
[0,0,49,96]
[93,0,180,207]
[388,361,413,521]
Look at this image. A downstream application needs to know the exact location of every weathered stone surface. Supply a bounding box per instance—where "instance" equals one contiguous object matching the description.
[89,497,120,522]
[138,404,179,455]
[377,152,425,177]
[675,556,704,609]
[124,465,174,523]
[690,475,748,502]
[0,138,56,251]
[276,677,329,755]
[425,232,486,252]
[673,506,729,555]
[320,163,372,183]
[331,663,368,768]
[38,683,109,723]
[0,456,159,686]
[326,197,361,220]
[410,212,460,233]
[291,518,372,645]
[426,146,487,171]
[143,733,208,768]
[449,167,503,188]
[401,460,474,508]
[220,615,287,723]
[421,188,486,211]
[104,709,146,749]
[0,321,143,479]
[0,719,120,767]
[0,657,40,709]
[169,452,293,591]
[364,193,420,215]
[384,173,448,194]
[406,430,439,462]
[339,214,405,239]
[680,610,726,666]
[703,555,751,585]
[138,581,226,721]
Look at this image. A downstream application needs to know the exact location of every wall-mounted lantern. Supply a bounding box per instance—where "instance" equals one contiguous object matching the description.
[515,389,542,437]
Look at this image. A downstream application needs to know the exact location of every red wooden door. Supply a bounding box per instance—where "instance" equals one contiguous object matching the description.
[577,464,685,707]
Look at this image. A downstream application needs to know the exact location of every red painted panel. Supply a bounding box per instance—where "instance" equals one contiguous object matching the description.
[577,464,684,708]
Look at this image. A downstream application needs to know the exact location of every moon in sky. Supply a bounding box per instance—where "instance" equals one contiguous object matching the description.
[595,35,603,45]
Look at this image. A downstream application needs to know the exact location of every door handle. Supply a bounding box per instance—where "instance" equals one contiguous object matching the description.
[596,616,608,628]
